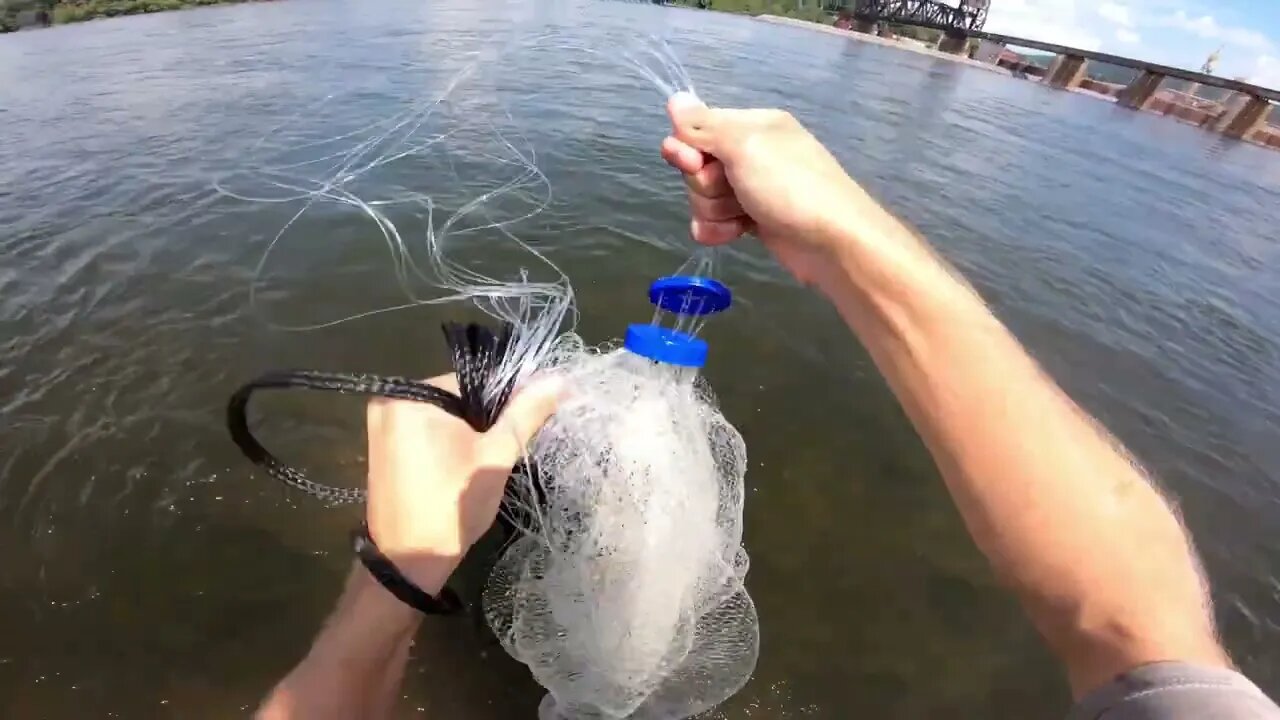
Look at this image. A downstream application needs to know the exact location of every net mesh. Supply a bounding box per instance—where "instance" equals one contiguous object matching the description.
[485,342,758,719]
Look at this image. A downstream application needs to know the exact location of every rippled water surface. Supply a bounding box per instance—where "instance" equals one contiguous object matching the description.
[1,1,1278,717]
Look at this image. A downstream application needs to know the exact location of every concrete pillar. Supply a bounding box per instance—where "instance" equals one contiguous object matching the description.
[1216,94,1273,139]
[1117,70,1164,110]
[1045,55,1061,80]
[1046,54,1088,89]
[937,33,968,55]
[852,19,876,34]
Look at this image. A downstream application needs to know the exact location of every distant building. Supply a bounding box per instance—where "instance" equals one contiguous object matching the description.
[1078,78,1123,98]
[972,39,1001,63]
[972,39,1024,65]
[973,39,1016,65]
[973,39,1041,76]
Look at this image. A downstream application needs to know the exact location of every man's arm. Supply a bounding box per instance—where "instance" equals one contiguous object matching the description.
[661,94,1228,697]
[816,208,1228,695]
[257,565,426,720]
[257,374,561,718]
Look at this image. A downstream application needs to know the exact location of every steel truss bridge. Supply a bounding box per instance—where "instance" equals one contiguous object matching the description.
[825,0,991,34]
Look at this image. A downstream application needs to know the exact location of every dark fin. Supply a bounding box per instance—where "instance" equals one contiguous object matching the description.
[442,322,517,432]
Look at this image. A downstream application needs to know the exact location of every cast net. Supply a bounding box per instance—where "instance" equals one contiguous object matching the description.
[222,20,759,718]
[488,340,758,719]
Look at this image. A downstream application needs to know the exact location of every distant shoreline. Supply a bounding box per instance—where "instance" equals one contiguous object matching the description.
[754,15,1008,75]
[1,0,271,33]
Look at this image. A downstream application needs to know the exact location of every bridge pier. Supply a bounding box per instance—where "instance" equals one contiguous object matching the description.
[1117,70,1164,110]
[1216,94,1273,140]
[1046,54,1088,89]
[937,32,968,56]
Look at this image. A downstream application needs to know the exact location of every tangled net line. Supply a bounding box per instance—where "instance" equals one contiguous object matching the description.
[221,28,758,720]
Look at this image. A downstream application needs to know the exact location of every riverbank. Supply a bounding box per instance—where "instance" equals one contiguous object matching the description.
[0,0,262,32]
[754,13,1280,150]
[755,14,1009,75]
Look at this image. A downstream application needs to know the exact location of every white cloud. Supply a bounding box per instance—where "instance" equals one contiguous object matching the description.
[1158,10,1274,53]
[1115,28,1141,45]
[1097,2,1133,28]
[985,0,1103,51]
[1250,55,1280,91]
[983,0,1280,83]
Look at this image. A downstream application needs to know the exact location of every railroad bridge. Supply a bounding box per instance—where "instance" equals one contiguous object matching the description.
[820,0,1274,140]
[829,0,989,34]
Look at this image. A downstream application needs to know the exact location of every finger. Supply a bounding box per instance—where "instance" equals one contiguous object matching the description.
[691,216,752,247]
[661,135,707,175]
[667,91,720,155]
[367,372,459,421]
[689,192,745,222]
[485,374,565,457]
[684,159,731,199]
[423,372,459,394]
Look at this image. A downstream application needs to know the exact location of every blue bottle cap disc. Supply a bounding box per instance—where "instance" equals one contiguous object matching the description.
[623,324,708,368]
[648,276,732,316]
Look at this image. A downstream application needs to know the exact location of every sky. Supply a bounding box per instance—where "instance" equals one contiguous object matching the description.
[982,0,1280,89]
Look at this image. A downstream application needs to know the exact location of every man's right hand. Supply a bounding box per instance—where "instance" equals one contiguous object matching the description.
[662,95,1244,704]
[659,92,893,290]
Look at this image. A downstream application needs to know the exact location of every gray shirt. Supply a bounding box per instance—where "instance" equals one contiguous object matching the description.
[1068,663,1280,719]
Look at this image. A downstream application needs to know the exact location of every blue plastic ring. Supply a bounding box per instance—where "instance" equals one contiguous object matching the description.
[623,324,708,368]
[648,275,732,316]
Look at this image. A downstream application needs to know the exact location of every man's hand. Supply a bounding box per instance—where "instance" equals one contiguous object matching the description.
[364,373,561,592]
[660,92,894,289]
[661,96,1236,699]
[258,373,561,720]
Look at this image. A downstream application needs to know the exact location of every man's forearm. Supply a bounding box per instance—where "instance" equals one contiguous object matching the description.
[258,565,422,720]
[817,213,1227,694]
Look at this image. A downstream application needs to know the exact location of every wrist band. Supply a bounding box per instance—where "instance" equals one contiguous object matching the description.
[351,522,463,616]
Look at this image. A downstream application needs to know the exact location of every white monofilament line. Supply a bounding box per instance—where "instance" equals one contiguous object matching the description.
[221,28,756,719]
[489,347,756,720]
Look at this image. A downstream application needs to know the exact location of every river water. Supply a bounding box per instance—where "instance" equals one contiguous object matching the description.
[1,0,1278,717]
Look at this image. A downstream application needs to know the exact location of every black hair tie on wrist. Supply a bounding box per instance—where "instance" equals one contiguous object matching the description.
[226,323,521,618]
[352,522,464,615]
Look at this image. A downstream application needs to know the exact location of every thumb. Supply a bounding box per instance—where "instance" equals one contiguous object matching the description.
[485,374,564,458]
[668,91,720,155]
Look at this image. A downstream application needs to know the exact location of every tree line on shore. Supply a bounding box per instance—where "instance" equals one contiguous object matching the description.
[0,0,249,32]
[668,0,832,24]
